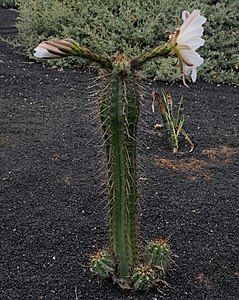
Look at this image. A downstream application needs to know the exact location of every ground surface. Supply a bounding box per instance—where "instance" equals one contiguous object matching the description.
[0,7,238,300]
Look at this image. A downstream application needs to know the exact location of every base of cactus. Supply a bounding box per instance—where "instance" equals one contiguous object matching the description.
[90,239,172,291]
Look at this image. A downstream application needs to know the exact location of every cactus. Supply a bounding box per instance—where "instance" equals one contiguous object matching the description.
[144,239,171,279]
[131,240,171,290]
[99,58,140,278]
[132,265,156,290]
[33,8,207,288]
[34,37,174,288]
[91,250,116,279]
[34,38,173,287]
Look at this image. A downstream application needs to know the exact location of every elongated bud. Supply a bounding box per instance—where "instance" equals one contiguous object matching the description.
[34,38,112,68]
[34,38,80,58]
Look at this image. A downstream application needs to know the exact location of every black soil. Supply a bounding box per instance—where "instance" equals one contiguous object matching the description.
[0,7,238,300]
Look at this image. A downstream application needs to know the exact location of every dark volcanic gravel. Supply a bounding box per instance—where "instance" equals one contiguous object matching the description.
[0,7,238,300]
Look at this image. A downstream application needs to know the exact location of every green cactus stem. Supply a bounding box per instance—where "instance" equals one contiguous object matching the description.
[99,56,140,278]
[131,42,172,69]
[75,44,112,69]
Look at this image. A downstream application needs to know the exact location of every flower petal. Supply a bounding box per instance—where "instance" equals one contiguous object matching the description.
[183,64,192,76]
[178,37,205,50]
[170,10,206,85]
[177,27,204,44]
[191,67,197,82]
[182,10,190,22]
[181,50,204,83]
[178,46,204,67]
[180,10,206,33]
[182,64,196,81]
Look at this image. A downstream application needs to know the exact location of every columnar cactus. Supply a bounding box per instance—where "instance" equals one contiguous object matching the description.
[34,9,206,290]
[99,58,140,278]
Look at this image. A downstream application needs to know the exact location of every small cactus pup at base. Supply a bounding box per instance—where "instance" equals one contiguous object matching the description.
[91,251,116,279]
[33,9,206,290]
[144,239,171,280]
[152,89,194,153]
[132,265,156,290]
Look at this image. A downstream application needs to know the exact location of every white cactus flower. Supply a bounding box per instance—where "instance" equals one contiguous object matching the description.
[171,9,206,87]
